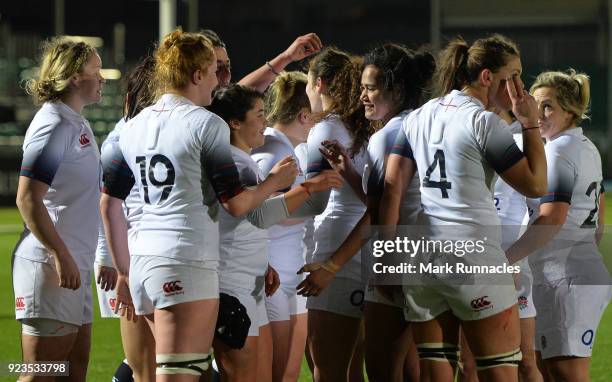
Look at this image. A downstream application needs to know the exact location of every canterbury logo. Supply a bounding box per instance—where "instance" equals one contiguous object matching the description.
[162,281,183,295]
[470,296,492,311]
[15,297,25,310]
[79,133,90,146]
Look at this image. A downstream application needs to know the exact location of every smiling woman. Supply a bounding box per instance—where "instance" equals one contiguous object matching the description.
[14,37,105,382]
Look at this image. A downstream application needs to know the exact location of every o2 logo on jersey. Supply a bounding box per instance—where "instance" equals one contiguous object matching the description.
[582,329,594,348]
[494,197,500,211]
[136,155,176,205]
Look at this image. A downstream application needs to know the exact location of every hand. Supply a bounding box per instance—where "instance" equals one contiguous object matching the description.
[302,170,343,193]
[97,265,117,292]
[506,74,538,127]
[296,266,335,297]
[268,155,298,190]
[114,274,137,322]
[281,33,323,63]
[52,250,81,290]
[265,265,280,297]
[319,140,352,175]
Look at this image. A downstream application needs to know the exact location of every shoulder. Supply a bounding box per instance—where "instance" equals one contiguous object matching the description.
[25,104,76,144]
[254,135,291,158]
[312,115,346,137]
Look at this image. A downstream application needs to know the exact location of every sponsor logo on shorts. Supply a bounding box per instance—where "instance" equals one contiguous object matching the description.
[109,298,117,310]
[15,297,25,311]
[518,296,528,311]
[163,280,184,296]
[541,335,547,349]
[582,329,594,347]
[470,296,492,312]
[79,133,91,147]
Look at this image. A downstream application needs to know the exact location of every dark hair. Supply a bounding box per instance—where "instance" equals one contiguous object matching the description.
[308,47,371,156]
[208,84,263,124]
[200,29,226,49]
[124,55,156,121]
[363,43,436,112]
[434,34,519,97]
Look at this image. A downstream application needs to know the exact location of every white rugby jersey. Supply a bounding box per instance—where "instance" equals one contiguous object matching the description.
[392,90,526,264]
[218,146,269,287]
[102,94,244,261]
[365,110,422,225]
[526,127,609,282]
[306,115,368,281]
[251,127,306,284]
[96,118,144,267]
[493,121,527,249]
[295,142,316,264]
[17,102,101,270]
[393,90,524,228]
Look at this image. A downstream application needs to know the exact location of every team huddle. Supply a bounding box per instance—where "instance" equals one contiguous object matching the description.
[12,26,612,382]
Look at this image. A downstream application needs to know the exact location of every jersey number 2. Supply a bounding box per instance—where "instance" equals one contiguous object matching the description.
[423,149,452,198]
[136,155,176,205]
[581,181,601,228]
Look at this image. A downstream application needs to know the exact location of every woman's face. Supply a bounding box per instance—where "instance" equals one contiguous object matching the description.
[214,46,231,88]
[360,65,396,123]
[236,98,266,149]
[532,86,574,139]
[306,71,323,113]
[76,52,105,105]
[489,55,523,111]
[200,59,219,107]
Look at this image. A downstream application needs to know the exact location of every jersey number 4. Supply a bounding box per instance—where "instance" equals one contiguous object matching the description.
[136,155,176,205]
[423,149,452,198]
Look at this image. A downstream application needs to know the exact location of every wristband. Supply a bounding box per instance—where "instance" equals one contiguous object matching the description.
[266,61,279,76]
[321,258,340,274]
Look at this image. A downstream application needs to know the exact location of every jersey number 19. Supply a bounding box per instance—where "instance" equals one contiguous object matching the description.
[136,155,176,205]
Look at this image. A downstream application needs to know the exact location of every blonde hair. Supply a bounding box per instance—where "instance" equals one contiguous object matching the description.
[155,28,215,93]
[530,69,591,125]
[25,38,96,103]
[264,71,309,125]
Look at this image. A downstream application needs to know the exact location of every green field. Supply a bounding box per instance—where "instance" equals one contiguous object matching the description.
[1,204,612,381]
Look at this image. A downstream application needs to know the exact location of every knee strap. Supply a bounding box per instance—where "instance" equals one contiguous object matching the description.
[475,348,522,370]
[156,352,212,376]
[416,342,460,364]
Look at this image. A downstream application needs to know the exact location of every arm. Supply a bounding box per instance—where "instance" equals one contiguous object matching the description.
[319,140,366,204]
[596,192,605,246]
[506,202,569,264]
[246,169,343,229]
[16,177,80,290]
[95,222,117,291]
[498,75,547,197]
[238,33,322,92]
[100,141,138,321]
[380,154,415,237]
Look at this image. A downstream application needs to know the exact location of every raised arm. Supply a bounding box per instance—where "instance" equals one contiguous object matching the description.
[238,33,322,92]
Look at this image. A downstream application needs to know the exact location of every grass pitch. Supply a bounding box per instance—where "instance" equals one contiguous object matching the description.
[0,204,611,381]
